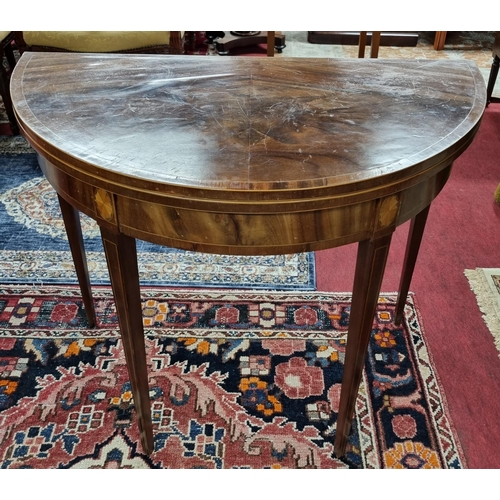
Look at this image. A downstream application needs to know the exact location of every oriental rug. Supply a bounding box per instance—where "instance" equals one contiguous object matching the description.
[0,285,464,468]
[465,268,500,357]
[0,149,315,290]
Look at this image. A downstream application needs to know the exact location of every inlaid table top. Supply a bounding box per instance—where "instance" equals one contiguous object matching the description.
[12,54,484,199]
[11,52,486,458]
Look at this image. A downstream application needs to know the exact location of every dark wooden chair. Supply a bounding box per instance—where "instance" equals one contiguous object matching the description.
[486,31,500,105]
[214,31,285,56]
[0,31,20,135]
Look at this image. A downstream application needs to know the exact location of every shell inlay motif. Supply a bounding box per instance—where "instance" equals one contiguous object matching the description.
[95,189,114,221]
[379,195,400,227]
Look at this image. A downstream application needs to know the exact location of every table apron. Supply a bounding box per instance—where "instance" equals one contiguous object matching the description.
[38,155,452,255]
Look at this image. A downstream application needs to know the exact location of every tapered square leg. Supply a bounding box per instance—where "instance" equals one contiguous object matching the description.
[334,233,392,457]
[100,227,154,455]
[57,194,96,327]
[394,205,430,325]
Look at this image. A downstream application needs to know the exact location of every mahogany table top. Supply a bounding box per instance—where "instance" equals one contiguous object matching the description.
[11,53,485,206]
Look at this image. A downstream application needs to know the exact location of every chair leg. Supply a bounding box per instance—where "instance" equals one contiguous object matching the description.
[358,32,367,58]
[0,60,19,135]
[370,32,381,58]
[0,36,20,135]
[434,31,447,50]
[487,55,500,106]
[358,32,381,59]
[169,31,183,55]
[267,31,276,57]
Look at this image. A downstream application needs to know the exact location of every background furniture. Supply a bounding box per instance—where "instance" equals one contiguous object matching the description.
[495,184,500,204]
[308,31,418,47]
[487,32,500,204]
[0,31,19,135]
[214,31,285,55]
[358,31,381,58]
[434,31,447,50]
[12,53,485,458]
[15,31,184,54]
[486,31,500,105]
[1,31,184,134]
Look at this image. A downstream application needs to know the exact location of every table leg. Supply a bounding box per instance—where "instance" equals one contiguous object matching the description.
[394,205,430,325]
[487,55,500,105]
[57,194,96,327]
[334,233,393,457]
[100,227,154,455]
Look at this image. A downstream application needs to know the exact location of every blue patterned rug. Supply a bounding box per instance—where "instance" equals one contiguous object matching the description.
[0,147,315,289]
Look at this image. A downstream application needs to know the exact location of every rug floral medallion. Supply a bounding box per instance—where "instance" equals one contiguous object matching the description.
[0,286,464,469]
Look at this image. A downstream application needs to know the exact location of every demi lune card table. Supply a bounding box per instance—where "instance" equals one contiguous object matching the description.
[11,53,485,457]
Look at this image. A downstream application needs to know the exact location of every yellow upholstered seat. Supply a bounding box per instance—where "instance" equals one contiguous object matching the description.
[2,31,184,134]
[18,31,184,54]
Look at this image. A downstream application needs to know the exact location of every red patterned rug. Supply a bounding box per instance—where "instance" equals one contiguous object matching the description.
[0,285,464,468]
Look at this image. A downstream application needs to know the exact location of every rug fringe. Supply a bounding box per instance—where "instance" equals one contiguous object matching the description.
[464,268,500,358]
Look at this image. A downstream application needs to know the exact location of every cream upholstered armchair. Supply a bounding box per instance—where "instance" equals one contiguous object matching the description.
[15,31,184,55]
[1,32,183,134]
